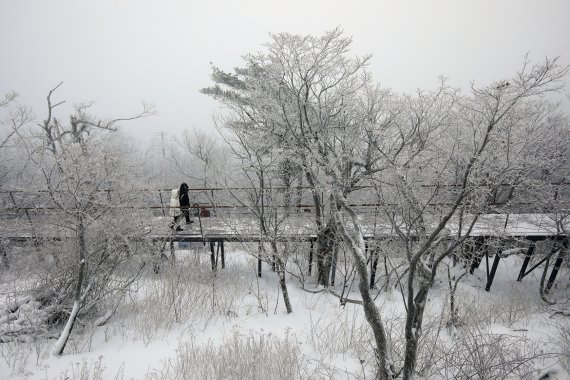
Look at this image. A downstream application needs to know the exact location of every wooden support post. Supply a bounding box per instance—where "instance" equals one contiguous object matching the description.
[308,240,314,276]
[210,241,216,271]
[257,242,262,278]
[485,250,501,291]
[170,240,174,260]
[545,239,568,293]
[517,242,536,281]
[221,241,225,269]
[370,246,380,289]
[330,243,339,287]
[197,204,204,245]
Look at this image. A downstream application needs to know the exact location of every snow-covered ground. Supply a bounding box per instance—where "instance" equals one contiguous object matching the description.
[0,243,569,379]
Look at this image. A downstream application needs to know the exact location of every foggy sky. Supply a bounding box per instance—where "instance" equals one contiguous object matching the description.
[1,0,569,146]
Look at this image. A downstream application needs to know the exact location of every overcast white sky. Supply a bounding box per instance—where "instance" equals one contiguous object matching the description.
[1,0,569,144]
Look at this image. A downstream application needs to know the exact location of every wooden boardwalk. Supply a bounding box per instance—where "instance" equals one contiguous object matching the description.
[1,211,568,292]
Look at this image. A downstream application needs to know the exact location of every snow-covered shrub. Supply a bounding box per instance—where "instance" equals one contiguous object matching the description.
[554,320,570,371]
[439,324,544,379]
[283,240,313,285]
[491,285,539,327]
[458,292,495,327]
[459,284,539,329]
[147,330,307,380]
[122,253,250,345]
[307,302,375,365]
[56,356,106,380]
[0,228,156,360]
[0,339,39,377]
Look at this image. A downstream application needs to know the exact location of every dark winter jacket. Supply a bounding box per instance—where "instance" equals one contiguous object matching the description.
[179,183,190,209]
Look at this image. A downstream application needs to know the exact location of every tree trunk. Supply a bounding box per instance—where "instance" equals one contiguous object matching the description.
[0,241,8,269]
[305,170,335,287]
[402,262,430,379]
[275,256,293,314]
[355,245,394,380]
[53,217,87,356]
[335,203,394,380]
[305,171,323,230]
[267,238,293,314]
[316,222,335,286]
[539,253,554,305]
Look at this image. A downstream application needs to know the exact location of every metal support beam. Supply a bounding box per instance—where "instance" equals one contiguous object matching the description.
[221,241,225,269]
[485,250,501,291]
[215,242,220,266]
[485,250,489,279]
[517,242,536,281]
[545,239,568,293]
[257,242,262,278]
[210,241,216,271]
[520,242,559,278]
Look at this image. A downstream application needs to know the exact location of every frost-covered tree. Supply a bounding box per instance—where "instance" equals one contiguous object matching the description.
[202,27,392,287]
[203,28,569,379]
[208,111,297,313]
[202,28,395,376]
[364,63,569,377]
[8,83,156,355]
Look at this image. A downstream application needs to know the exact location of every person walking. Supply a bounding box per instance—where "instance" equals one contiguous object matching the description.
[169,187,183,231]
[178,183,193,225]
